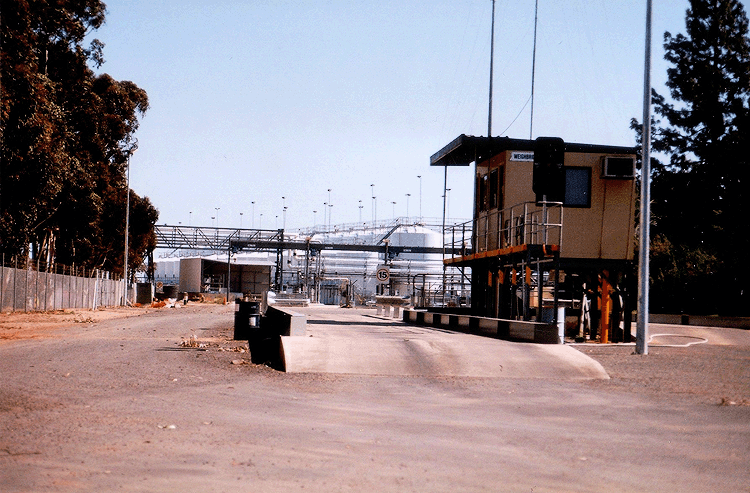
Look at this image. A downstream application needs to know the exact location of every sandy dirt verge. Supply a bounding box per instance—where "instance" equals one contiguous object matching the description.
[0,302,220,343]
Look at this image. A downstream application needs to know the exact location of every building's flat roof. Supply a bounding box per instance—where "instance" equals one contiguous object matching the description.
[430,134,637,167]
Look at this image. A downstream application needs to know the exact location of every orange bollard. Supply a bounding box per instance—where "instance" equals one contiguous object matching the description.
[600,272,611,343]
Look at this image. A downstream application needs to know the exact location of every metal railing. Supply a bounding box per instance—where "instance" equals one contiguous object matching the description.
[445,201,563,260]
[155,226,284,252]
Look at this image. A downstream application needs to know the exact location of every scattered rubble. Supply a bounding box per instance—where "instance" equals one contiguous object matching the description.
[179,335,206,348]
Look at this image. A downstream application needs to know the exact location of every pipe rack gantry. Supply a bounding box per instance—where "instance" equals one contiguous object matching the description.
[154,225,471,257]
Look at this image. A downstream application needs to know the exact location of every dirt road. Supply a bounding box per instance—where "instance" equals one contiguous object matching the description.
[1,304,748,492]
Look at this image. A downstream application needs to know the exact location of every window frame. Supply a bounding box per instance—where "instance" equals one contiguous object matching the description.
[563,166,592,208]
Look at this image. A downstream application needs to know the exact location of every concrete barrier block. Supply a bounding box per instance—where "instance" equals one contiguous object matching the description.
[265,306,307,337]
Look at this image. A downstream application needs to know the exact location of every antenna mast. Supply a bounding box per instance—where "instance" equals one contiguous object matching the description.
[530,0,539,139]
[488,0,496,137]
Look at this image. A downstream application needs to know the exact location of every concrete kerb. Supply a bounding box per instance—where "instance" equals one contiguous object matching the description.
[404,308,562,344]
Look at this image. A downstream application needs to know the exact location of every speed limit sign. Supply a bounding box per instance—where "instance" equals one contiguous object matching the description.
[375,266,390,283]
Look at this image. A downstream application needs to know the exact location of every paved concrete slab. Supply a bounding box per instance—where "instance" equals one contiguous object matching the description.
[280,306,609,379]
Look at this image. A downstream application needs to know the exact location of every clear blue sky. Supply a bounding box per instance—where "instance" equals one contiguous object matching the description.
[91,0,736,231]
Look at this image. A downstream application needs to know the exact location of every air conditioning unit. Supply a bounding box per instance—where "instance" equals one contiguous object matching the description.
[602,156,635,179]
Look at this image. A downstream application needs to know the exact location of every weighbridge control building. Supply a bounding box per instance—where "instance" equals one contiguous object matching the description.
[432,135,637,342]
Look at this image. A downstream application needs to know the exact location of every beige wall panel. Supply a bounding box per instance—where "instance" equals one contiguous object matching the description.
[474,150,636,261]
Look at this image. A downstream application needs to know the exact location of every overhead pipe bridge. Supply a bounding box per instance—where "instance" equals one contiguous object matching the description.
[154,225,471,257]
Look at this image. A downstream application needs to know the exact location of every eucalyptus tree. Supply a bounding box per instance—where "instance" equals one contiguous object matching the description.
[1,0,156,277]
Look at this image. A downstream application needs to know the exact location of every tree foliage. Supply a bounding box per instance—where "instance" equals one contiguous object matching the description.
[634,0,750,314]
[1,0,158,279]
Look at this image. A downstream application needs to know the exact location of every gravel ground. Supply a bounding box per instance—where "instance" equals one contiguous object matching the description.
[1,305,749,493]
[576,341,750,406]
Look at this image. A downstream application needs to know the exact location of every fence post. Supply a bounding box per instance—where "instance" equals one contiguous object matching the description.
[25,259,29,313]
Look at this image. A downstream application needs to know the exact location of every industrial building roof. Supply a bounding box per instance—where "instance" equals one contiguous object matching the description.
[430,134,637,167]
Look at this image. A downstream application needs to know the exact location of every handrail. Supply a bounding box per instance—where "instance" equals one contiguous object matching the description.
[444,201,563,261]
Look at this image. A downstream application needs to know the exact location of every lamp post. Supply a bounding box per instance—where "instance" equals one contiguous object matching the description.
[259,213,263,229]
[239,212,243,228]
[446,189,451,223]
[417,175,422,223]
[370,184,376,224]
[405,193,411,219]
[251,201,255,228]
[215,207,220,228]
[392,201,397,221]
[327,189,332,231]
[358,200,363,224]
[123,140,137,305]
[313,210,317,230]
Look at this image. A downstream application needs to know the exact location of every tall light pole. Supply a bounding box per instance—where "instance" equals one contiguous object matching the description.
[370,184,376,224]
[392,201,397,221]
[405,193,411,219]
[637,0,654,355]
[259,213,263,229]
[358,200,363,224]
[123,140,137,303]
[417,175,422,222]
[283,206,288,230]
[446,189,452,223]
[215,207,220,228]
[239,212,243,228]
[313,210,317,230]
[327,189,332,230]
[251,201,255,228]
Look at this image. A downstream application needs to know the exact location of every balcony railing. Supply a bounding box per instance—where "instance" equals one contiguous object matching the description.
[445,201,563,261]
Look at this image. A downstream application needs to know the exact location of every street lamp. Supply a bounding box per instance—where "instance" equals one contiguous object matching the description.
[251,201,255,228]
[417,175,422,222]
[392,201,397,221]
[406,193,411,219]
[358,200,363,224]
[215,207,220,228]
[446,189,451,223]
[327,189,332,230]
[239,212,243,228]
[370,184,376,223]
[123,139,137,303]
